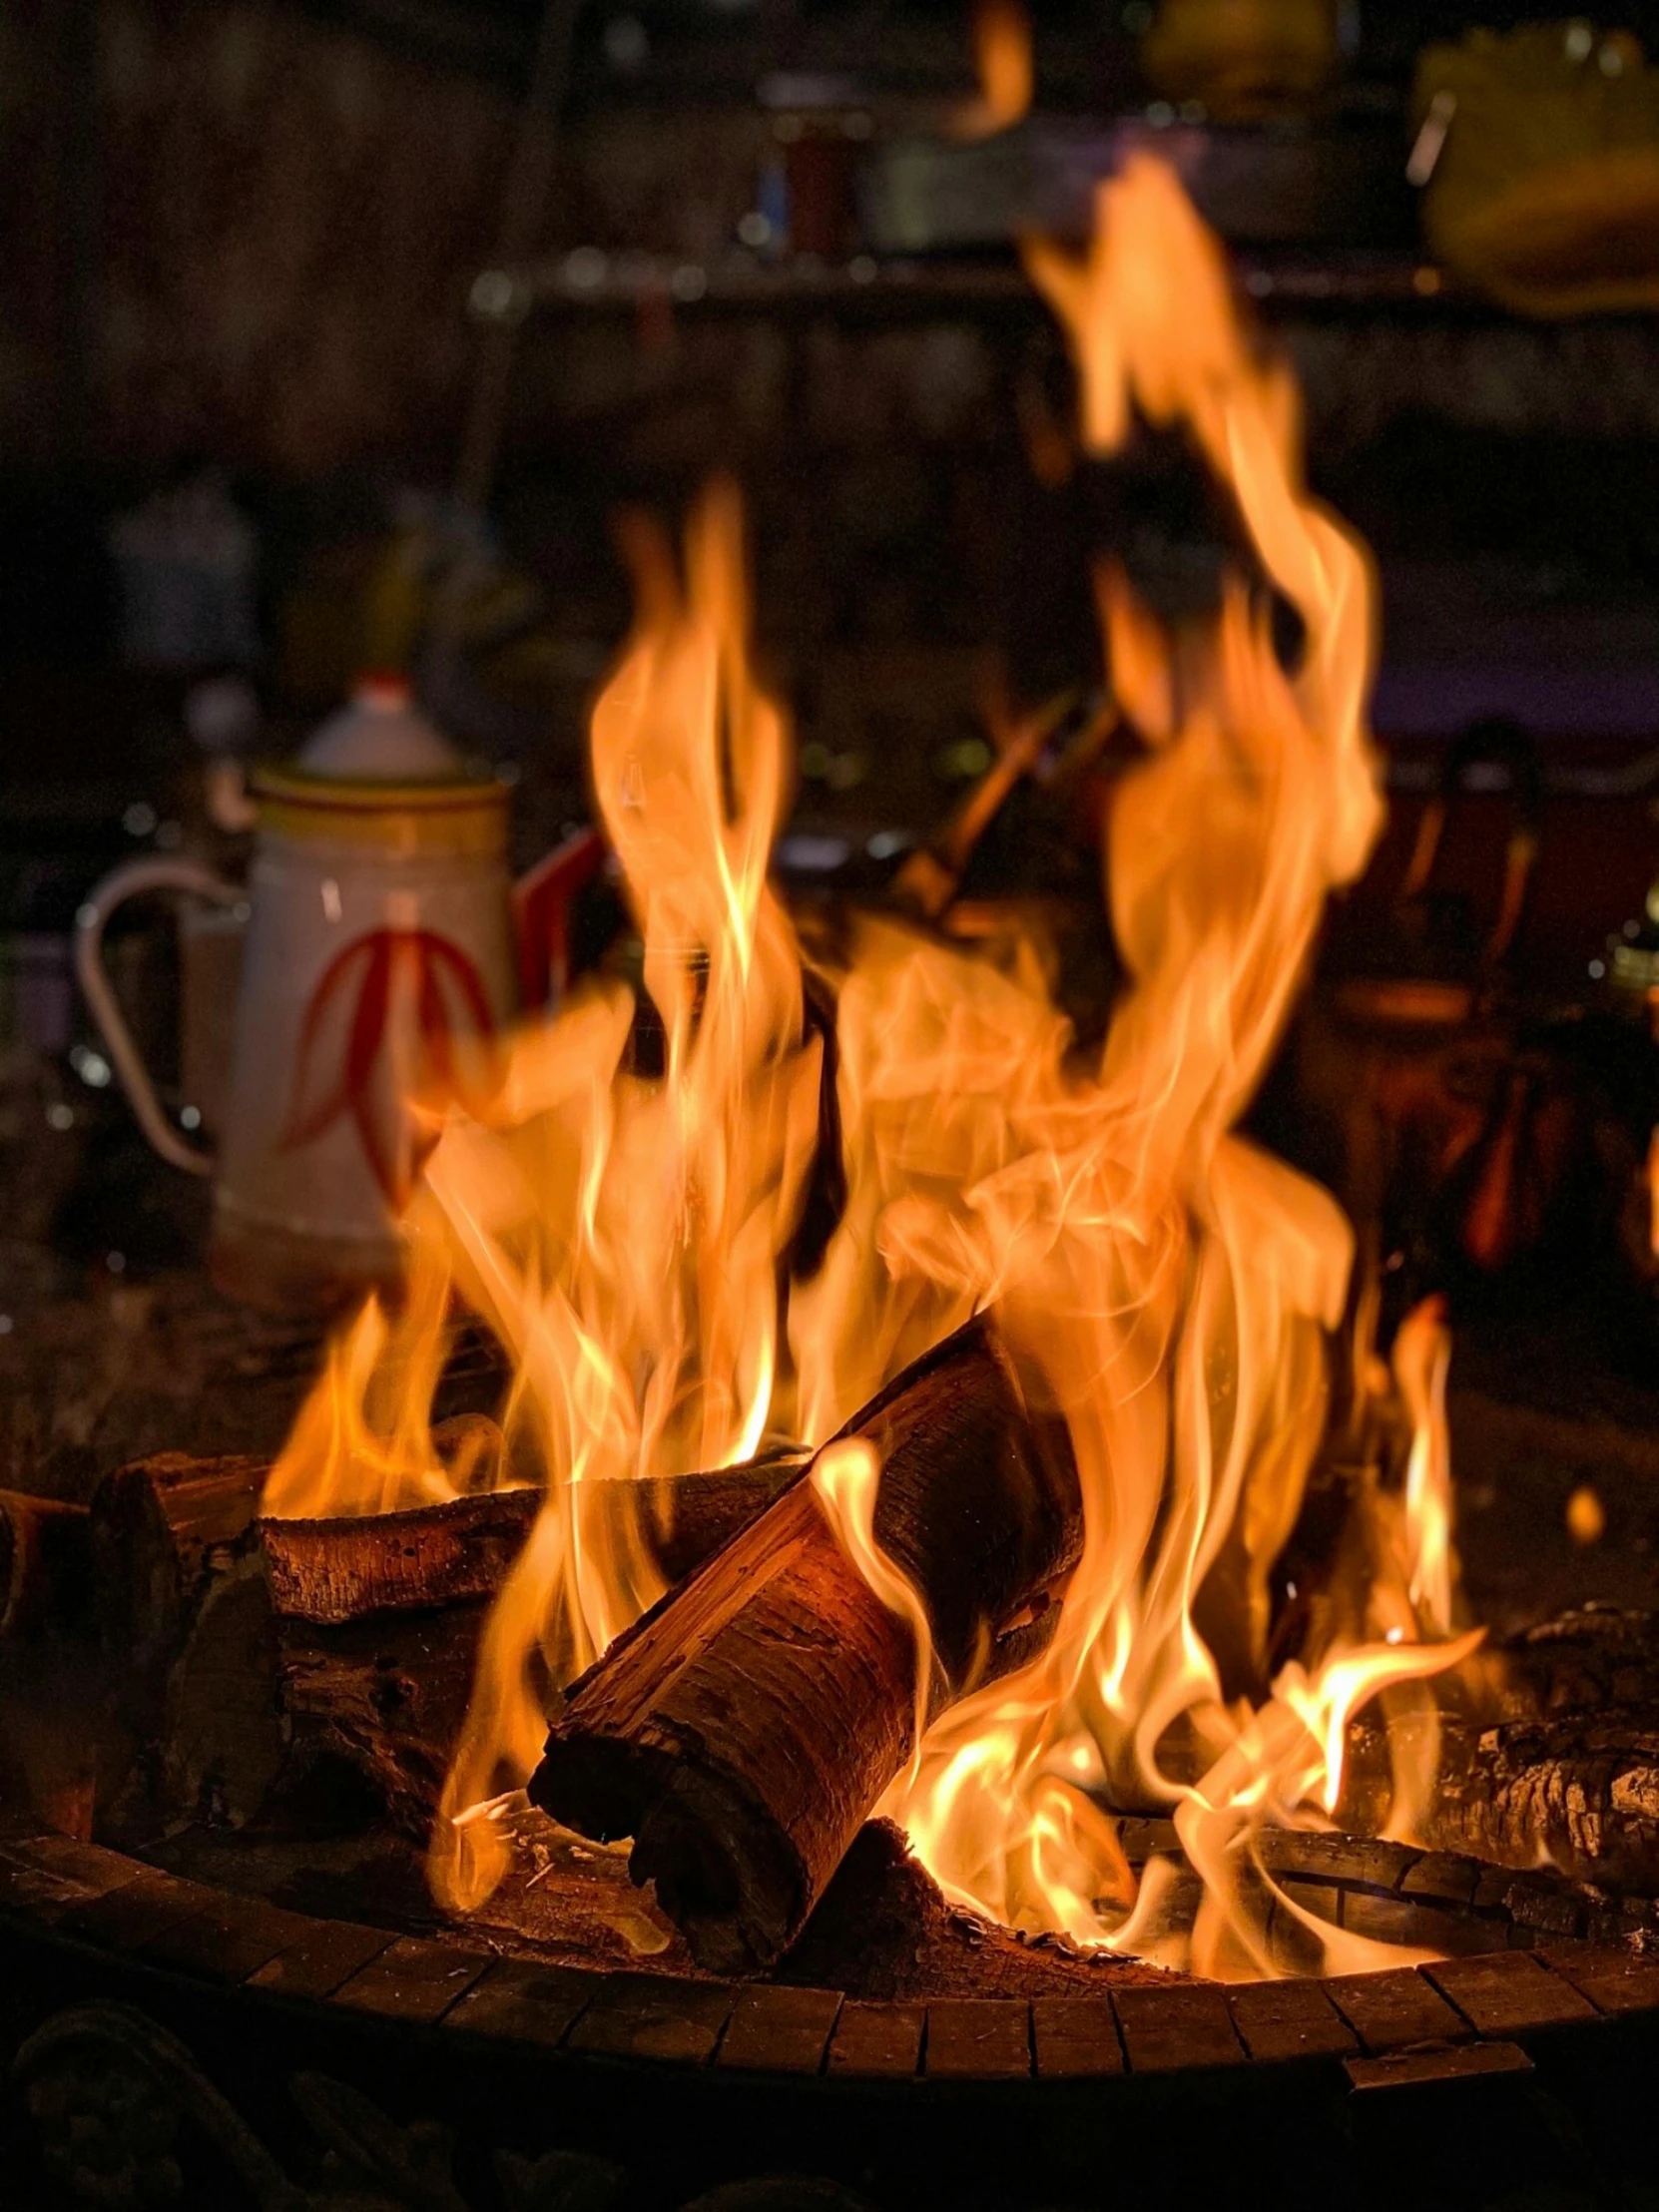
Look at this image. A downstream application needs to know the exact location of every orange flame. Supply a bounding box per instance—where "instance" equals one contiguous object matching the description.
[271,158,1479,1975]
[864,159,1468,1971]
[812,1438,935,1787]
[1393,1296,1456,1638]
[956,0,1034,138]
[264,1209,459,1517]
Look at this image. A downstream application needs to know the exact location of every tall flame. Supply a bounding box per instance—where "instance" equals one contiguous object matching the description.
[865,159,1468,1975]
[1393,1296,1456,1639]
[270,158,1478,1975]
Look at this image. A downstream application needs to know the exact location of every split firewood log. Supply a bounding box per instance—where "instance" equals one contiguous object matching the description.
[256,1454,808,1628]
[164,1452,807,1833]
[167,1552,482,1834]
[529,1317,1084,1976]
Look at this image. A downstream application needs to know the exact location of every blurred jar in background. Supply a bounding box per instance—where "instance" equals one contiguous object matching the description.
[1141,0,1343,124]
[1410,23,1659,317]
[760,75,871,259]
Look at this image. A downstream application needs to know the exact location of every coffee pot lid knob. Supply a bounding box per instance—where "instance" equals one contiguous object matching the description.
[295,673,465,781]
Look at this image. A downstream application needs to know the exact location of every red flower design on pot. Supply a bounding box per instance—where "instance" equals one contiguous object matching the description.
[280,926,500,1210]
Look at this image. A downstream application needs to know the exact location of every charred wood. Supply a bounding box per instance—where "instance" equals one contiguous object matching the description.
[1340,1701,1659,1892]
[0,1490,92,1640]
[1340,1611,1659,1892]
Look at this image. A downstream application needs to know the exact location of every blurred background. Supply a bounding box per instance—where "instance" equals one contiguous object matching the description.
[3,3,1659,1599]
[8,4,1659,837]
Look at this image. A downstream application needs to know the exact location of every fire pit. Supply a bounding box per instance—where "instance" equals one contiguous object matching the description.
[7,1812,1659,2210]
[7,144,1659,2212]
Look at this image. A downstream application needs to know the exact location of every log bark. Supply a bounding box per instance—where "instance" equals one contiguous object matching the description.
[163,1452,809,1834]
[0,1490,92,1640]
[530,1317,1084,1976]
[257,1455,807,1626]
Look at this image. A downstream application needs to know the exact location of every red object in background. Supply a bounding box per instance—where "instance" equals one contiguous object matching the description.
[1352,733,1659,1000]
[1294,724,1658,1290]
[783,126,860,258]
[513,828,610,1013]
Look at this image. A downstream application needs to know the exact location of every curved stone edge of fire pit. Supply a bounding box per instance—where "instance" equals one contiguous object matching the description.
[3,1818,1659,2090]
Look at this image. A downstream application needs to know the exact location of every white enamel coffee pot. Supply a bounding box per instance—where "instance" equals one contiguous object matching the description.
[78,680,536,1312]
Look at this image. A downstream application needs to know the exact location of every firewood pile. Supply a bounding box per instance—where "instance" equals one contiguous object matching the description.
[0,1308,1650,2000]
[5,155,1648,2011]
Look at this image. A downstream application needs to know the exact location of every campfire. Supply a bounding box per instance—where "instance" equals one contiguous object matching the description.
[93,157,1657,2003]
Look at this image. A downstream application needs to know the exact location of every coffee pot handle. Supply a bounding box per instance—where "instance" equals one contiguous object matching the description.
[74,857,244,1175]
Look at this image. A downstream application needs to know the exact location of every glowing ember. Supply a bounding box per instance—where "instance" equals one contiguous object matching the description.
[1566,1485,1606,1547]
[269,156,1481,1975]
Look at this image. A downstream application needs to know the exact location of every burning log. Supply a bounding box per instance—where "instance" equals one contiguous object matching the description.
[258,1486,544,1625]
[92,1429,805,1659]
[1339,1610,1659,1890]
[0,1491,92,1641]
[256,1456,808,1627]
[162,1451,807,1834]
[1341,1701,1659,1892]
[529,1317,1083,1976]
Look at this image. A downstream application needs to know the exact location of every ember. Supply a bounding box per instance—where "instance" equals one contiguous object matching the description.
[269,156,1486,1979]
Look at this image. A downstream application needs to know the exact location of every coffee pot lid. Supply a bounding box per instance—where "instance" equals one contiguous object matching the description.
[295,674,465,782]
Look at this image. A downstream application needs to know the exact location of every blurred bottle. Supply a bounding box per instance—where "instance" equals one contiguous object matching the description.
[760,75,871,258]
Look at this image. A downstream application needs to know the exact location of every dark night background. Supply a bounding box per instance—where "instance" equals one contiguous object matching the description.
[7,2,1659,795]
[3,0,1659,1296]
